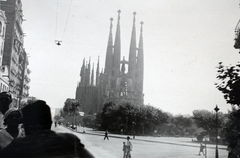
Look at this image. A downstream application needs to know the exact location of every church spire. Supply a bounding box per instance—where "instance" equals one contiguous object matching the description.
[80,58,85,86]
[113,10,121,78]
[91,63,94,86]
[104,18,114,76]
[128,12,137,79]
[85,57,91,86]
[137,21,144,93]
[96,56,100,86]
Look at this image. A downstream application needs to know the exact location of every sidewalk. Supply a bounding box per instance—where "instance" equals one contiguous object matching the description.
[64,125,227,151]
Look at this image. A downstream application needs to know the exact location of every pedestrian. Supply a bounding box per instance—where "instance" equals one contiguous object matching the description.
[0,92,12,129]
[154,130,157,137]
[83,127,86,133]
[199,141,205,155]
[0,92,12,115]
[0,108,24,151]
[125,136,133,158]
[227,143,235,158]
[104,130,109,140]
[123,141,126,158]
[0,100,94,158]
[54,121,57,127]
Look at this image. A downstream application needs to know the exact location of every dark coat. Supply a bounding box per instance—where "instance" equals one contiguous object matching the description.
[0,130,94,158]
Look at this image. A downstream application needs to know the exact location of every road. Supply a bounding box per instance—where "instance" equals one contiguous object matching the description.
[52,125,228,158]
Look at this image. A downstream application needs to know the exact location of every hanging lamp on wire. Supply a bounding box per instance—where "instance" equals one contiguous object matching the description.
[54,0,73,46]
[55,0,61,46]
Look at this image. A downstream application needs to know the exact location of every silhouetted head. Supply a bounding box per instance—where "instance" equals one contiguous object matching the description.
[0,92,12,114]
[3,108,22,126]
[22,100,52,135]
[127,136,130,140]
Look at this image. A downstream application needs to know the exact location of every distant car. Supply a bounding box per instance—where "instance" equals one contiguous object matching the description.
[70,125,77,130]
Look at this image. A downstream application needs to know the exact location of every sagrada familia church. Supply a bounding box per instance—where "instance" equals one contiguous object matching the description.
[75,10,144,114]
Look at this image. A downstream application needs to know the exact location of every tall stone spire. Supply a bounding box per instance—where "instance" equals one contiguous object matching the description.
[96,56,100,86]
[104,18,114,76]
[113,10,121,78]
[85,57,91,86]
[91,63,94,86]
[137,21,144,93]
[128,12,137,80]
[80,58,85,86]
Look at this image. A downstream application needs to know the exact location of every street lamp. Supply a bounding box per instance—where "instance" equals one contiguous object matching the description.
[214,105,220,158]
[132,113,136,139]
[132,121,136,139]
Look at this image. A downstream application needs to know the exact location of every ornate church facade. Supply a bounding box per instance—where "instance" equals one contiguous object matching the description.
[75,11,144,113]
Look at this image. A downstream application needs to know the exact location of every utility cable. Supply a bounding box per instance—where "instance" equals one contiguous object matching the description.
[55,0,59,40]
[62,0,73,40]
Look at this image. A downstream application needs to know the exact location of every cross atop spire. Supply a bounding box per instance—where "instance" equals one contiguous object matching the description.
[133,12,136,23]
[110,17,113,29]
[117,10,121,22]
[140,21,144,33]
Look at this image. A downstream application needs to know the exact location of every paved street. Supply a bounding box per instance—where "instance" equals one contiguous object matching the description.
[52,125,228,158]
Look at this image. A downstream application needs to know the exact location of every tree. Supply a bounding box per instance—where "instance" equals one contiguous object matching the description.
[63,99,81,114]
[62,99,81,125]
[171,115,193,136]
[95,102,169,135]
[82,115,96,128]
[216,62,240,106]
[222,106,240,144]
[53,115,61,122]
[192,109,226,140]
[216,62,240,144]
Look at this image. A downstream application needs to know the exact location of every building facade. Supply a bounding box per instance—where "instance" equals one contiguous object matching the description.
[0,9,9,92]
[76,11,144,114]
[0,0,30,108]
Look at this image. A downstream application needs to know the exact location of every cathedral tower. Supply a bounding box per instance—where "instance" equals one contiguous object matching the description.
[76,11,144,113]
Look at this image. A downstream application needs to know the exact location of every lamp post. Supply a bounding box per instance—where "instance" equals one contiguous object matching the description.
[132,121,135,139]
[214,105,220,158]
[132,113,136,139]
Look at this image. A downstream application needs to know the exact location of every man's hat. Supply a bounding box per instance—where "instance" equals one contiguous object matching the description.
[3,108,20,120]
[0,92,12,103]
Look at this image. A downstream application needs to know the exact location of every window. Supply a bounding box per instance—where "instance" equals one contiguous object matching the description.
[0,21,2,35]
[3,27,5,37]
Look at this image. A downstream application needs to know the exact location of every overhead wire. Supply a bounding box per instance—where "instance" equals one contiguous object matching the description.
[55,0,59,40]
[54,0,73,45]
[62,0,73,40]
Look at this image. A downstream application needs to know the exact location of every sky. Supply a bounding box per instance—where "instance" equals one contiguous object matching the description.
[21,0,240,115]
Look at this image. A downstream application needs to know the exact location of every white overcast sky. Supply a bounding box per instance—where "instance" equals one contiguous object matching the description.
[21,0,240,115]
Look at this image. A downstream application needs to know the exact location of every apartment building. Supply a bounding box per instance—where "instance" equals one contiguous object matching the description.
[0,0,30,108]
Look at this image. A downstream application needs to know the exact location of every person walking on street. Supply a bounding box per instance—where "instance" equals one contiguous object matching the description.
[125,136,133,158]
[199,141,205,156]
[104,130,109,140]
[123,141,126,158]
